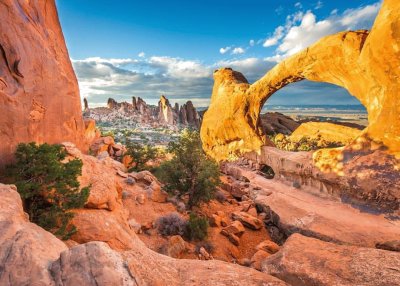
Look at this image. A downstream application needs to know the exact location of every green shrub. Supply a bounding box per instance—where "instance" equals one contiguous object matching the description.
[125,141,158,171]
[156,129,221,209]
[185,213,208,241]
[7,143,90,240]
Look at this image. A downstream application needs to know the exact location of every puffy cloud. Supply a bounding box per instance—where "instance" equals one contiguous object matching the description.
[263,26,284,47]
[232,47,245,55]
[216,58,276,82]
[264,1,381,60]
[219,46,231,54]
[249,39,255,46]
[138,52,145,58]
[72,56,213,107]
[73,54,361,108]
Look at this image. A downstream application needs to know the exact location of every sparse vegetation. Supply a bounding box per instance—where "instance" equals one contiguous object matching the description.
[156,213,187,236]
[125,141,158,171]
[156,129,221,209]
[6,143,90,240]
[269,133,344,152]
[185,213,209,241]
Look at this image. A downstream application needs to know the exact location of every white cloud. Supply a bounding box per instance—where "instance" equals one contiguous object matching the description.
[249,39,255,46]
[315,1,323,10]
[219,46,231,54]
[149,56,211,78]
[232,47,245,55]
[263,26,284,47]
[73,55,359,108]
[265,1,381,61]
[215,58,275,82]
[295,2,302,9]
[138,52,145,58]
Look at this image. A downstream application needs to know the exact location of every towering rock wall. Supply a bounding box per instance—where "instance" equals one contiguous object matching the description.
[201,0,400,161]
[0,0,87,166]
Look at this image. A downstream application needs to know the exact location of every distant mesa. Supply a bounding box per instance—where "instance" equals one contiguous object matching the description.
[84,95,201,128]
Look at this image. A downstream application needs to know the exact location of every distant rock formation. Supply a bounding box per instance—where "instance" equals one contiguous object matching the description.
[85,95,201,128]
[0,0,87,166]
[260,113,300,135]
[158,95,175,125]
[201,0,400,161]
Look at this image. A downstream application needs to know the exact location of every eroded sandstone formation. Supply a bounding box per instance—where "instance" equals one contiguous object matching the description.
[0,0,87,166]
[201,0,400,161]
[86,95,201,128]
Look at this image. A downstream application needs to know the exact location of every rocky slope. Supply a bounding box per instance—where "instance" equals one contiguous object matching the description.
[85,95,201,129]
[0,147,288,286]
[1,145,399,285]
[0,0,87,167]
[201,0,400,161]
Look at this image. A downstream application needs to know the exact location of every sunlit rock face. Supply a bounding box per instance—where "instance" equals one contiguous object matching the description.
[201,0,400,161]
[0,0,87,166]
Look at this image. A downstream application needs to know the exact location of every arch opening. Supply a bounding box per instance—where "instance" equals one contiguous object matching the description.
[258,81,368,152]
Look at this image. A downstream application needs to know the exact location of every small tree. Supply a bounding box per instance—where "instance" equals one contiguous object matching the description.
[125,141,158,171]
[7,143,90,240]
[157,129,221,209]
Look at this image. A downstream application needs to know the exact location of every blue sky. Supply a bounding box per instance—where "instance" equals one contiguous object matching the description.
[56,0,382,107]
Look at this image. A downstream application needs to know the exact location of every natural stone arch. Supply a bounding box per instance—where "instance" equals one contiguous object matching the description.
[201,0,400,161]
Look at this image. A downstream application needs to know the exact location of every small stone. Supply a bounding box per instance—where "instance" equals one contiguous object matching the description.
[125,177,136,185]
[256,240,280,254]
[128,218,142,234]
[136,194,146,204]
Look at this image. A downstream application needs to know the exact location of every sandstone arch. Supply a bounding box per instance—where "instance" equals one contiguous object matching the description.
[201,0,400,161]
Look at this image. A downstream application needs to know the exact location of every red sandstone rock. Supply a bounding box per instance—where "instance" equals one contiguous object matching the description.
[263,234,400,286]
[0,0,87,166]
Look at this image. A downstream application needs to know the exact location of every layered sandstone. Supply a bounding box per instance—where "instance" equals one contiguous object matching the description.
[201,0,400,160]
[0,0,87,166]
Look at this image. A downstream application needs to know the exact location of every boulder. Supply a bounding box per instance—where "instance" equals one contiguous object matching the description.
[256,240,280,254]
[71,208,134,251]
[232,212,263,230]
[51,242,134,285]
[150,181,168,203]
[0,184,67,285]
[263,234,400,286]
[221,221,245,237]
[62,143,122,211]
[251,250,271,271]
[128,218,142,234]
[166,235,187,258]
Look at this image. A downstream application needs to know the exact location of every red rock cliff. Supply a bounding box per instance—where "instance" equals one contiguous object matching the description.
[0,0,87,166]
